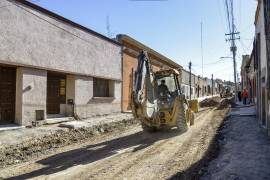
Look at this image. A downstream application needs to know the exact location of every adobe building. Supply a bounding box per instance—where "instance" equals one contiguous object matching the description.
[0,0,122,126]
[254,0,268,129]
[116,34,182,112]
[181,69,196,99]
[241,55,251,90]
[196,76,204,97]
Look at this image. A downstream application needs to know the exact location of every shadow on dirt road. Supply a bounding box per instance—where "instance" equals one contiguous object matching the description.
[168,116,228,180]
[7,129,180,180]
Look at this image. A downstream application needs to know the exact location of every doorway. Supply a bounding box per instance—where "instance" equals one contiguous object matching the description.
[0,66,16,124]
[47,73,66,115]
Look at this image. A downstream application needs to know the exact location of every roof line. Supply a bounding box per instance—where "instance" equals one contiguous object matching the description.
[116,34,182,68]
[12,0,121,46]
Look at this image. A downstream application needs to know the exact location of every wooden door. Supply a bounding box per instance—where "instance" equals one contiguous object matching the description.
[47,74,66,114]
[0,66,16,124]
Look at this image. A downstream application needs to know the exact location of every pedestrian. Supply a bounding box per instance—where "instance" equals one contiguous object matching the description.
[242,89,248,105]
[237,91,242,102]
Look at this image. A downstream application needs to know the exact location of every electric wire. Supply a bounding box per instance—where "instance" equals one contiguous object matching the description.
[224,0,232,33]
[217,0,227,32]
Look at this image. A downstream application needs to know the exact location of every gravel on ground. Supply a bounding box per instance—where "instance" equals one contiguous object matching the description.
[0,107,228,180]
[201,106,270,180]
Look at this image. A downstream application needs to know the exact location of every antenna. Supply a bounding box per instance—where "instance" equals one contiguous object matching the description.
[106,15,112,38]
[201,21,204,78]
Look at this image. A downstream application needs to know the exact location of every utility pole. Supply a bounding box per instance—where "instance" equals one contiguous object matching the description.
[211,74,214,96]
[201,22,204,77]
[225,0,240,102]
[189,61,192,100]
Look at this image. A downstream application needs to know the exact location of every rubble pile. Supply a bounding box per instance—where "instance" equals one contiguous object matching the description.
[0,118,137,168]
[217,99,229,110]
[217,97,236,110]
[199,97,220,107]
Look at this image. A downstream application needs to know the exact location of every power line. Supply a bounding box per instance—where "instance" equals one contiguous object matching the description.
[193,61,224,67]
[224,0,239,101]
[222,0,230,32]
[216,0,227,32]
[239,39,253,54]
[239,40,249,54]
[210,64,233,74]
[238,0,242,28]
[224,0,232,33]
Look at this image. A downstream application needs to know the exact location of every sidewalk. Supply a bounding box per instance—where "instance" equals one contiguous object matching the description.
[0,113,133,147]
[201,105,270,180]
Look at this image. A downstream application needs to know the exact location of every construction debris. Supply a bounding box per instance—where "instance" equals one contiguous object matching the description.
[217,99,229,110]
[0,108,229,180]
[0,117,137,168]
[199,97,221,108]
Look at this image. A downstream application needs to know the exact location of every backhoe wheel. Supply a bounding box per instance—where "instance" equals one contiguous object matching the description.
[141,123,156,132]
[176,103,188,133]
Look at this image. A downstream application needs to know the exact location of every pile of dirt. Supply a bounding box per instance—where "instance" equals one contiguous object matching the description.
[199,97,220,107]
[217,99,229,110]
[0,118,138,168]
[217,97,235,110]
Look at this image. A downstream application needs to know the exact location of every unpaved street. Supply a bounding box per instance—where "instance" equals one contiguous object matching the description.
[0,108,228,180]
[202,106,270,180]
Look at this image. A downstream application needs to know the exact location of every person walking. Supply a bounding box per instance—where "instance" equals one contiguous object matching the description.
[237,91,242,102]
[242,89,248,105]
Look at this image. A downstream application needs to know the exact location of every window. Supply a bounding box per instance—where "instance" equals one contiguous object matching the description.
[93,78,114,97]
[60,79,66,96]
[156,74,177,92]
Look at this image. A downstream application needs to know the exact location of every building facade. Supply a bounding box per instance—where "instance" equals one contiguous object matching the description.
[254,0,269,130]
[241,54,257,104]
[0,0,122,126]
[116,34,182,112]
[181,69,197,99]
[241,55,251,91]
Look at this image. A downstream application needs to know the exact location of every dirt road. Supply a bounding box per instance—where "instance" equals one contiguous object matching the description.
[0,108,228,180]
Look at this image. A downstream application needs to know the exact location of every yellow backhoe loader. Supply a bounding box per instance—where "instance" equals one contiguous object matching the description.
[131,51,195,132]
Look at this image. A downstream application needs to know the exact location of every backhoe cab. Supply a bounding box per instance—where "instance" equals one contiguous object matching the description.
[131,51,194,132]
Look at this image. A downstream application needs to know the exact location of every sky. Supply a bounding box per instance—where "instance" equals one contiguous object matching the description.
[31,0,257,81]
